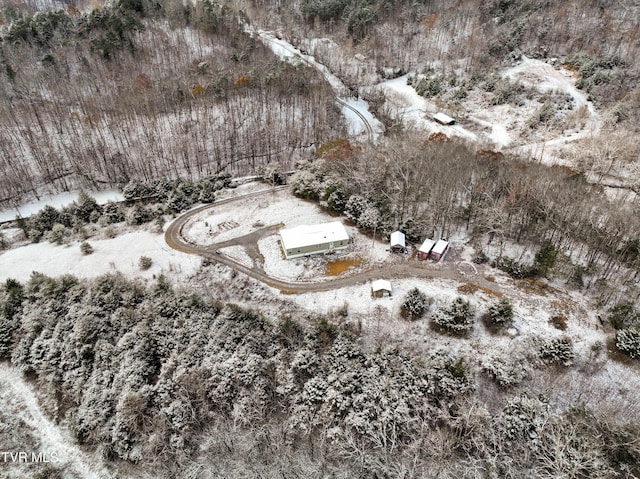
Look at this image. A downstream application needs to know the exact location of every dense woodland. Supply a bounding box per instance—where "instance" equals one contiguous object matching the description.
[249,0,640,117]
[1,273,640,478]
[291,135,640,300]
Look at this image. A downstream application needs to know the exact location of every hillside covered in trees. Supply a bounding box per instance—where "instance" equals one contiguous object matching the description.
[1,0,640,478]
[1,273,640,478]
[0,0,340,205]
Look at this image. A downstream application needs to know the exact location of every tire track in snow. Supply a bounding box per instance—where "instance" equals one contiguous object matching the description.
[0,363,111,479]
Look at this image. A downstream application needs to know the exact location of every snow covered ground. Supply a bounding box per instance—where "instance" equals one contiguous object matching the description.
[376,74,478,142]
[0,363,112,479]
[184,189,333,245]
[0,231,201,284]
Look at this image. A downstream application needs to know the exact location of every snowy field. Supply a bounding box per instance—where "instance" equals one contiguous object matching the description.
[0,231,201,284]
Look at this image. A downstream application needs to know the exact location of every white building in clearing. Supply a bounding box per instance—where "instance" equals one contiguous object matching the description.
[390,231,406,253]
[279,221,350,259]
[433,112,455,125]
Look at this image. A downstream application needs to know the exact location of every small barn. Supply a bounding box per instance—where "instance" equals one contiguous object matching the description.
[280,221,349,259]
[371,279,392,298]
[433,112,455,125]
[417,238,435,260]
[390,231,406,253]
[430,239,449,262]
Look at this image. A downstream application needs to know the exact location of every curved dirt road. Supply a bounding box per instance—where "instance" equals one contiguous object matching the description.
[165,188,503,295]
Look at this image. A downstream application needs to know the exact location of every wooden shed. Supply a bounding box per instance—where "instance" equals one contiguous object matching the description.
[417,238,435,260]
[429,239,449,262]
[390,231,406,253]
[372,279,392,298]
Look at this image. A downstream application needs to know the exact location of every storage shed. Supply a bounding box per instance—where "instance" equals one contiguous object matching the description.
[429,239,449,262]
[371,279,392,298]
[417,238,436,260]
[280,221,349,259]
[433,112,455,125]
[390,231,406,253]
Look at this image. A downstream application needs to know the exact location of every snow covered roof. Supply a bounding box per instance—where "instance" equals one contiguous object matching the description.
[433,112,455,125]
[371,279,392,292]
[419,238,435,254]
[432,239,449,255]
[390,231,405,247]
[279,221,349,250]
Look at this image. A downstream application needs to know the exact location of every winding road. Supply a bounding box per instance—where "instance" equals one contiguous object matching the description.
[165,187,503,295]
[250,29,377,142]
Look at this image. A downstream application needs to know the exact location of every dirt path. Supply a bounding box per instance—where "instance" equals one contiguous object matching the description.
[165,188,503,295]
[0,363,112,479]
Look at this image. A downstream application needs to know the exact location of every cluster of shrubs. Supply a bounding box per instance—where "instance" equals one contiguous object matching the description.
[122,174,232,209]
[564,53,626,96]
[538,337,575,366]
[609,302,640,359]
[291,158,427,242]
[401,289,518,338]
[489,242,559,279]
[2,0,145,60]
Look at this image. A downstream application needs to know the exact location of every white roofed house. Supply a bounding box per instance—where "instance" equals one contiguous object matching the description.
[390,231,406,253]
[279,221,350,259]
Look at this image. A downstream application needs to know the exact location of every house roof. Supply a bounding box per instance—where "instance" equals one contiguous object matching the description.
[371,279,392,292]
[390,231,405,247]
[419,238,436,254]
[433,112,455,124]
[279,221,349,250]
[432,239,449,255]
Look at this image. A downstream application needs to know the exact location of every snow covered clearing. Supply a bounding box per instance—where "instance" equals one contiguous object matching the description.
[0,363,112,479]
[184,189,333,245]
[0,231,200,284]
[376,74,478,142]
[502,56,592,113]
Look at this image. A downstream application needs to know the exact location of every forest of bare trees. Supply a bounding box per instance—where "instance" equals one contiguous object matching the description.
[1,1,640,477]
[247,0,640,113]
[0,0,341,205]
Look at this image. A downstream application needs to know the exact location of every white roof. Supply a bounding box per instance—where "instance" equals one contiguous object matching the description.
[419,238,435,253]
[390,231,405,247]
[280,221,349,250]
[432,239,449,255]
[371,279,392,292]
[433,112,455,124]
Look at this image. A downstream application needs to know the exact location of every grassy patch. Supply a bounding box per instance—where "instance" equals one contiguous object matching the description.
[457,283,502,297]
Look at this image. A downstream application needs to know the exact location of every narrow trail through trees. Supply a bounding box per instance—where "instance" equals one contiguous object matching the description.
[0,362,112,479]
